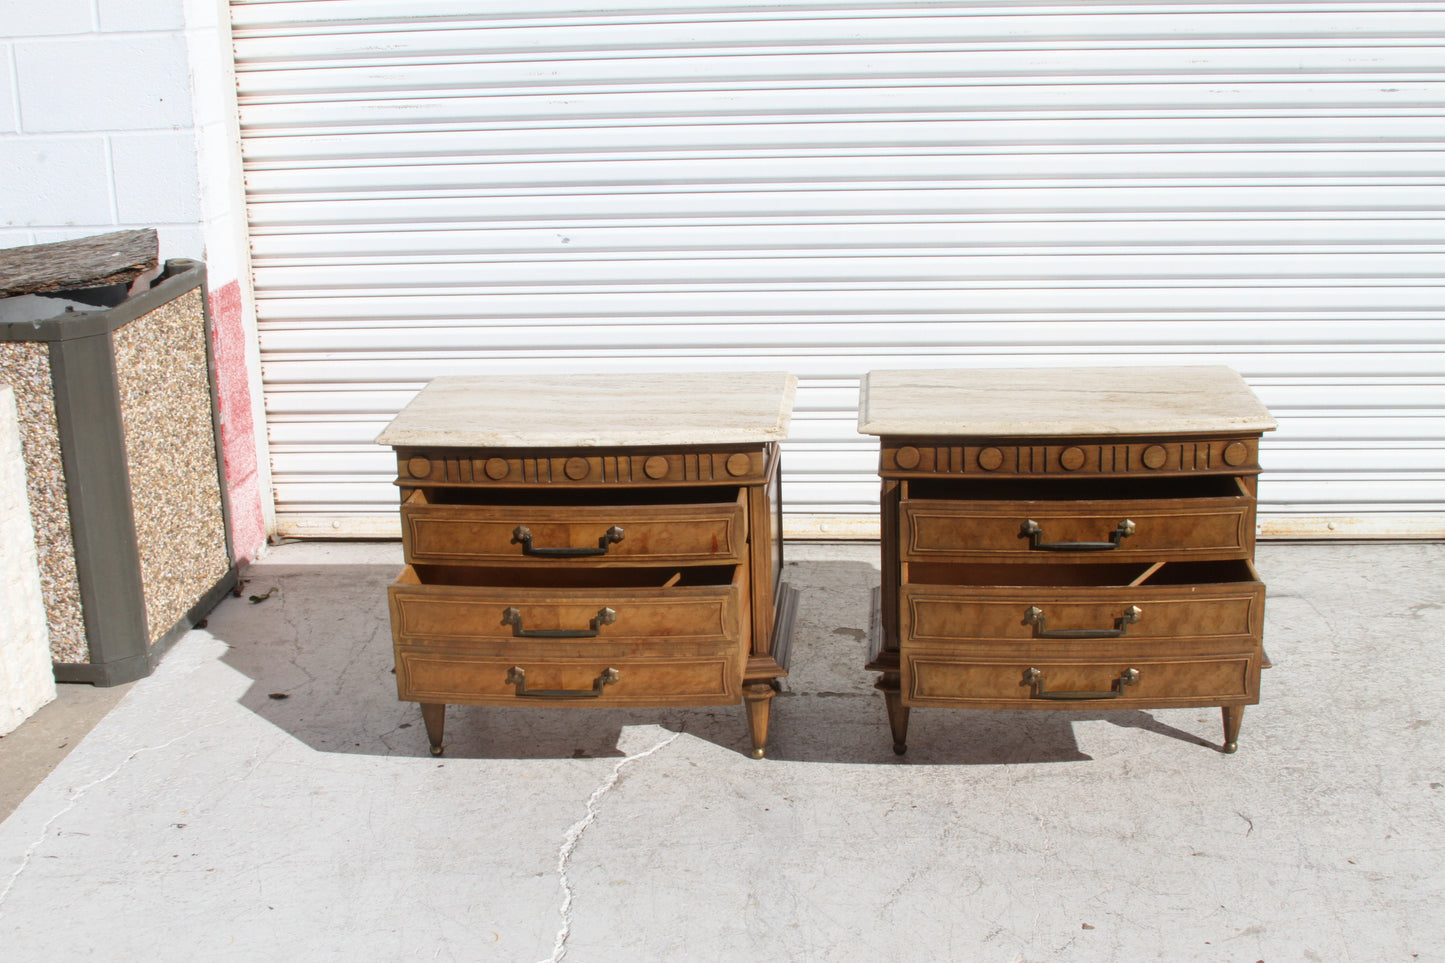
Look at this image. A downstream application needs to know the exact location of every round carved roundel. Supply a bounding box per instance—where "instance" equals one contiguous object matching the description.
[895,446,921,470]
[1059,446,1086,471]
[644,455,670,479]
[1142,445,1169,469]
[564,457,591,480]
[977,447,1005,471]
[407,456,432,479]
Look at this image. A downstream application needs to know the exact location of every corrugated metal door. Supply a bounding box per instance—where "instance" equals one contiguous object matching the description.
[230,1,1445,539]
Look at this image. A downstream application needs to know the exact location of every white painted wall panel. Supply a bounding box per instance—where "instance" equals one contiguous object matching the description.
[231,1,1445,538]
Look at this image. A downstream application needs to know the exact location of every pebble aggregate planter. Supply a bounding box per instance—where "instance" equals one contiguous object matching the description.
[1,249,237,686]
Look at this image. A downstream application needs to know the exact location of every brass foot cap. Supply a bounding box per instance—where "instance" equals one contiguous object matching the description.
[749,747,766,759]
[430,744,444,757]
[1222,742,1238,754]
[893,743,907,756]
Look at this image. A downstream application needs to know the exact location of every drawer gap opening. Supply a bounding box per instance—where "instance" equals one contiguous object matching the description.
[1133,559,1259,585]
[906,475,1246,501]
[1128,561,1167,586]
[908,558,1259,588]
[909,562,1153,587]
[407,486,741,507]
[408,564,738,589]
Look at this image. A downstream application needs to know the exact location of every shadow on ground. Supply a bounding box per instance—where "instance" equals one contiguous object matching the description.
[206,553,1229,765]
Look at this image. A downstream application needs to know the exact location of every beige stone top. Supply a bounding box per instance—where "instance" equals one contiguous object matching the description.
[377,371,798,448]
[858,365,1277,437]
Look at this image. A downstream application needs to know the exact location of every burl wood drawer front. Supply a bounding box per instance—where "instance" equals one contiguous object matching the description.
[900,477,1254,563]
[903,652,1259,709]
[901,560,1265,645]
[401,488,746,566]
[395,650,742,706]
[388,565,743,647]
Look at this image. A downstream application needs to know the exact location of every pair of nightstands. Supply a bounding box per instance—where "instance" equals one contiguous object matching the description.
[378,367,1275,758]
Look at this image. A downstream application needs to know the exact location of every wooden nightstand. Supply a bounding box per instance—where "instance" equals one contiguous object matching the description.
[860,366,1277,754]
[377,372,798,758]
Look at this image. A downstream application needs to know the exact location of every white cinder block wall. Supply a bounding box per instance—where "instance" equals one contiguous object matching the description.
[1,0,276,559]
[0,386,55,734]
[0,0,203,257]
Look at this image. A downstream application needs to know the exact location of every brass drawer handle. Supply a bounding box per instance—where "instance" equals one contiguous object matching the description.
[502,606,617,638]
[513,525,625,557]
[1023,666,1140,700]
[506,666,620,699]
[1020,518,1135,552]
[1024,604,1142,639]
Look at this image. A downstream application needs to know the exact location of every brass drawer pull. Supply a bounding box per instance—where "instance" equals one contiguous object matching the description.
[502,606,617,638]
[1020,518,1135,552]
[1023,666,1140,700]
[1024,604,1142,639]
[506,666,620,699]
[513,525,625,557]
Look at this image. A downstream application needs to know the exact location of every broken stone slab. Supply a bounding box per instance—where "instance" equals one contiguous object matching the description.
[0,229,159,302]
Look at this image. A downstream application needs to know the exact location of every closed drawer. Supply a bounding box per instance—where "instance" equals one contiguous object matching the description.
[389,564,744,647]
[901,476,1254,563]
[903,651,1259,709]
[395,650,742,706]
[900,559,1263,708]
[400,486,746,567]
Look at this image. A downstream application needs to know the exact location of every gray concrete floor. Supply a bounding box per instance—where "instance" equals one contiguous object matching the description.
[1,540,1441,961]
[0,678,131,823]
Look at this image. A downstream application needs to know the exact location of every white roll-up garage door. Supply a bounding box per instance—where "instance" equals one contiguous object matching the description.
[230,1,1445,539]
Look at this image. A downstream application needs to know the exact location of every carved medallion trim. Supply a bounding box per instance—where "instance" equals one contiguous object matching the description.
[397,446,773,486]
[879,438,1258,476]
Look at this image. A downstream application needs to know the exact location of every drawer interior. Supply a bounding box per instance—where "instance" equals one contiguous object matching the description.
[1132,559,1260,585]
[907,558,1259,588]
[403,563,739,590]
[406,485,742,508]
[906,475,1246,502]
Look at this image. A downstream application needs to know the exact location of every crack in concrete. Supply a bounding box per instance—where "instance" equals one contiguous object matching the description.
[541,730,681,963]
[0,731,196,907]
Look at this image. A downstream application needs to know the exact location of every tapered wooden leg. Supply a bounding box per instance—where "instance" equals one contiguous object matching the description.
[876,672,910,755]
[421,702,446,757]
[1221,705,1244,754]
[743,683,775,759]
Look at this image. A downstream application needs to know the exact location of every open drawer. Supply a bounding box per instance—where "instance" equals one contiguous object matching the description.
[903,559,1264,645]
[389,564,747,707]
[900,475,1255,563]
[899,559,1264,709]
[390,563,745,646]
[400,485,748,567]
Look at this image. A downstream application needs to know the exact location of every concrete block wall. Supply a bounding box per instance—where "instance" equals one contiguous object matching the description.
[178,0,272,564]
[0,385,56,735]
[0,0,200,256]
[1,0,273,563]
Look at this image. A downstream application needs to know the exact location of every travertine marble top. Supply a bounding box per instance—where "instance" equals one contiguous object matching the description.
[858,366,1277,437]
[377,371,797,448]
